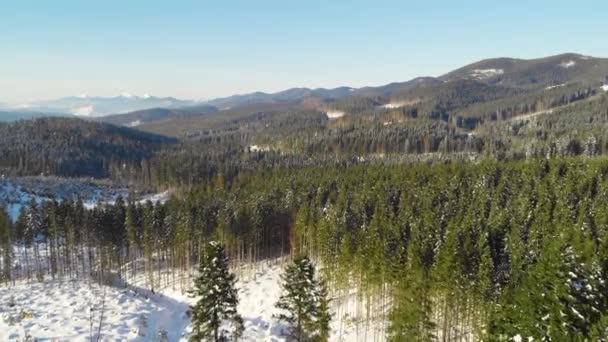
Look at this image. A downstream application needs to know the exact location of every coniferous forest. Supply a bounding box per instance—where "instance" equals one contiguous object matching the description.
[2,51,608,341]
[2,158,608,340]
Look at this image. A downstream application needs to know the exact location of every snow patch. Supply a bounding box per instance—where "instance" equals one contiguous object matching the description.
[560,60,576,68]
[128,120,142,127]
[382,102,406,109]
[601,84,608,92]
[248,145,270,152]
[546,83,566,90]
[71,105,95,116]
[142,93,151,99]
[119,92,134,98]
[471,69,504,79]
[138,190,170,204]
[326,111,345,119]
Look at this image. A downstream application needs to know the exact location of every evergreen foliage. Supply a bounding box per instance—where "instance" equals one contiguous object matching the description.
[189,242,243,342]
[275,256,331,342]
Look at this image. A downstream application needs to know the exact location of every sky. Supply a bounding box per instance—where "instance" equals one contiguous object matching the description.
[0,0,606,103]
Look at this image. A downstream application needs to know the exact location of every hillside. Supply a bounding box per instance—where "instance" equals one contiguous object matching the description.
[95,104,218,127]
[0,111,72,122]
[0,117,176,178]
[441,53,608,88]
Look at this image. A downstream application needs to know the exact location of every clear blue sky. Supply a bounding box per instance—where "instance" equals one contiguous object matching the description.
[1,0,606,102]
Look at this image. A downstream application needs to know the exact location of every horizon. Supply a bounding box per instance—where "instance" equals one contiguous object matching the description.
[1,0,607,103]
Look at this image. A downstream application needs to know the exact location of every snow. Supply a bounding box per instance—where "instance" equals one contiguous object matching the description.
[248,145,270,152]
[70,105,95,116]
[1,260,383,341]
[326,111,345,119]
[471,69,504,79]
[0,181,45,222]
[560,60,576,68]
[0,280,186,341]
[142,93,151,99]
[139,190,171,205]
[0,177,169,221]
[120,92,134,98]
[601,84,608,92]
[128,120,142,127]
[546,83,566,90]
[382,102,405,109]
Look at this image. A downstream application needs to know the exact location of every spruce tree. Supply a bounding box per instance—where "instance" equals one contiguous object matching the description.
[0,207,12,283]
[189,242,243,342]
[275,256,331,342]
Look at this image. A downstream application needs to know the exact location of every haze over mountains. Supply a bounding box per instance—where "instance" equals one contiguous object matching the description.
[0,94,198,121]
[1,53,607,125]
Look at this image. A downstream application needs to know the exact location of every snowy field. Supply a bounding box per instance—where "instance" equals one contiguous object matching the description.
[0,261,386,341]
[0,279,188,341]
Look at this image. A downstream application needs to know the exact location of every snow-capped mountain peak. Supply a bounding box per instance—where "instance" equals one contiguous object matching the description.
[1,94,199,117]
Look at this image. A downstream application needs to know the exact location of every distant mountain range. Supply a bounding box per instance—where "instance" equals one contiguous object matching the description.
[0,94,198,118]
[1,53,607,126]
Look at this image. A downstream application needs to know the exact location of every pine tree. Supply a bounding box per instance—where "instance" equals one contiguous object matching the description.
[275,256,331,342]
[189,242,243,342]
[26,199,44,281]
[0,207,12,284]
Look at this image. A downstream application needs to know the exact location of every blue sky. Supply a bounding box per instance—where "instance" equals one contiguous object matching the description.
[0,0,606,102]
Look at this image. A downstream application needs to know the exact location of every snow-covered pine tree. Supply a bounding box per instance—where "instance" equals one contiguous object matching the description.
[189,241,243,342]
[275,256,331,342]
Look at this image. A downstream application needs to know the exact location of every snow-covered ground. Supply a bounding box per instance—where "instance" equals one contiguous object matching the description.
[326,111,345,120]
[0,260,385,341]
[0,279,188,341]
[601,84,608,92]
[128,120,143,127]
[560,60,576,68]
[0,177,170,221]
[546,83,566,90]
[381,102,405,109]
[471,68,504,79]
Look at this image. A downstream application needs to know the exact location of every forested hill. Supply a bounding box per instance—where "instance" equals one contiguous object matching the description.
[0,117,176,179]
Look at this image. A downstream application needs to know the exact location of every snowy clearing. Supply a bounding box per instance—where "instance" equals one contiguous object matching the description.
[248,145,270,152]
[128,120,142,127]
[326,111,345,119]
[0,177,170,221]
[381,103,405,109]
[0,280,186,341]
[471,69,504,79]
[546,83,566,90]
[0,261,385,341]
[560,60,576,68]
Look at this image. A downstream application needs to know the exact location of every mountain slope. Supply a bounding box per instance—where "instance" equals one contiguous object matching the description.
[441,53,608,88]
[0,117,176,178]
[95,105,218,127]
[0,111,73,122]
